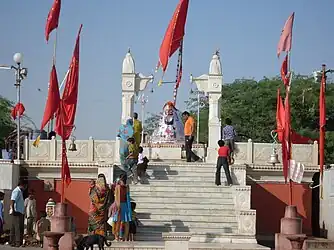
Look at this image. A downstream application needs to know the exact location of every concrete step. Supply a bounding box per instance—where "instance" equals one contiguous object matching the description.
[137,225,238,234]
[136,213,236,222]
[129,185,234,193]
[136,175,218,182]
[131,196,233,204]
[138,219,237,227]
[135,208,236,216]
[132,179,230,186]
[146,168,218,176]
[103,241,270,250]
[130,191,232,198]
[135,201,234,210]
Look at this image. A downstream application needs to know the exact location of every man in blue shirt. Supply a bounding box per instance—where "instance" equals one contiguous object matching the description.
[221,118,237,163]
[10,179,26,247]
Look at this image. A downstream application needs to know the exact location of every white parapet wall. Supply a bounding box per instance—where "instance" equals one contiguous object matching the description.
[23,137,318,166]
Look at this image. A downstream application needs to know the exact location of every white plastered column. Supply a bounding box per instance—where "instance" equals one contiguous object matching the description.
[121,49,153,125]
[191,51,223,163]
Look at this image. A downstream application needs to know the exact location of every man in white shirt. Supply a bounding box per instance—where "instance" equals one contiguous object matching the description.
[24,189,37,237]
[10,179,26,247]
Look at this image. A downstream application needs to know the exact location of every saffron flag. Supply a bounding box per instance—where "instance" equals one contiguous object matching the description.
[320,72,326,128]
[61,138,71,186]
[276,88,285,142]
[45,0,61,42]
[280,54,290,86]
[40,65,61,130]
[282,92,292,183]
[55,24,82,140]
[277,12,294,57]
[319,70,326,192]
[276,89,316,145]
[157,0,189,73]
[11,103,25,120]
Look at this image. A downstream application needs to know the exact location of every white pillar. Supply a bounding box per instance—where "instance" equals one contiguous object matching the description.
[191,51,223,163]
[121,49,153,125]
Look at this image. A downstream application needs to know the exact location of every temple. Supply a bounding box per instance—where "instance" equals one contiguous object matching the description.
[0,50,331,249]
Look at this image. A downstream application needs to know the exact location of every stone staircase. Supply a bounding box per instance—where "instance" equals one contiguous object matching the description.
[114,162,258,244]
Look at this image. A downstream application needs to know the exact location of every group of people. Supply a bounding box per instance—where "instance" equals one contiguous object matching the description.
[87,173,137,242]
[0,179,53,248]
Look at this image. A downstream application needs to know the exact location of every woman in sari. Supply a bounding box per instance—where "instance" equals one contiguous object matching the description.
[112,174,132,241]
[117,119,134,168]
[88,174,111,236]
[133,113,142,146]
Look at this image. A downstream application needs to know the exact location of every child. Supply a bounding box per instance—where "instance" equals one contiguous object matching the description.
[129,202,138,241]
[0,192,4,238]
[35,211,50,248]
[88,179,95,196]
[125,137,139,183]
[215,140,233,187]
[24,189,37,237]
[137,147,149,180]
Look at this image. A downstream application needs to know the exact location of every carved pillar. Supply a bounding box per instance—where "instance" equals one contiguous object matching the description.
[121,49,153,125]
[192,51,223,163]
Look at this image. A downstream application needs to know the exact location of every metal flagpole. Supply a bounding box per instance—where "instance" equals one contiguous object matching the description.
[196,91,200,144]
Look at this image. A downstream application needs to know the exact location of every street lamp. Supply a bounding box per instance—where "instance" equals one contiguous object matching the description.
[189,87,206,144]
[139,94,149,143]
[0,53,28,160]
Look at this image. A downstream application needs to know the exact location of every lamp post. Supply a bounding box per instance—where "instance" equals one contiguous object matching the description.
[139,94,148,143]
[189,88,205,144]
[0,53,28,160]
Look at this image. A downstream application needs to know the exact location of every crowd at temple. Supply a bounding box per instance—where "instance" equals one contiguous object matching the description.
[0,109,237,247]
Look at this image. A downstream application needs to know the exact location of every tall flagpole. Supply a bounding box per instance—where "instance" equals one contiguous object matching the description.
[49,29,58,133]
[287,51,293,206]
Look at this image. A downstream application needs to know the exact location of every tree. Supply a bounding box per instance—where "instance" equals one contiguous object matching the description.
[0,96,15,150]
[144,112,162,136]
[186,75,334,162]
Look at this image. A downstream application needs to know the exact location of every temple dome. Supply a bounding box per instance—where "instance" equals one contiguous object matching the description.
[209,52,222,75]
[122,49,135,74]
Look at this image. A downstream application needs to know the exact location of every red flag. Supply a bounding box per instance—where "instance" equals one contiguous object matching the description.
[319,70,326,180]
[40,65,61,129]
[55,24,82,140]
[276,88,285,142]
[158,0,189,73]
[277,12,294,57]
[280,54,290,86]
[320,72,326,128]
[61,138,71,186]
[45,0,61,42]
[281,91,292,183]
[277,88,317,144]
[11,103,25,120]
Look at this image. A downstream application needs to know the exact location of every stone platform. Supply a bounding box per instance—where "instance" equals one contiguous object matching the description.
[95,241,270,250]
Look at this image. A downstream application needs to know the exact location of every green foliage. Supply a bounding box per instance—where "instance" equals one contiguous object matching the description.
[145,75,334,163]
[0,96,15,150]
[144,112,162,135]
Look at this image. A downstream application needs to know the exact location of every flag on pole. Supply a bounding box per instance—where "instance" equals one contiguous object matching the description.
[281,91,292,183]
[319,70,326,198]
[277,12,295,57]
[45,0,61,42]
[11,103,25,120]
[55,24,82,140]
[280,54,290,86]
[157,0,189,73]
[33,64,60,147]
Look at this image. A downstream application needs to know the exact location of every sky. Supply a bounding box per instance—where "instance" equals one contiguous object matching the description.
[1,0,334,139]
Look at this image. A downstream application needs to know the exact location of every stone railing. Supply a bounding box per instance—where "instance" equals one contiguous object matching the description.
[23,137,318,165]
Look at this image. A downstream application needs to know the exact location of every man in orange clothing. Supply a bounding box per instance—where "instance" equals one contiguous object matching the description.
[182,111,200,162]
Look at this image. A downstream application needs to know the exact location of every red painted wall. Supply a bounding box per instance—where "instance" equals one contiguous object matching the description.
[250,181,312,236]
[29,179,312,236]
[29,180,90,233]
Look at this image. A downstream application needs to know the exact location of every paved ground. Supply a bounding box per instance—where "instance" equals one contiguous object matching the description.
[0,246,39,250]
